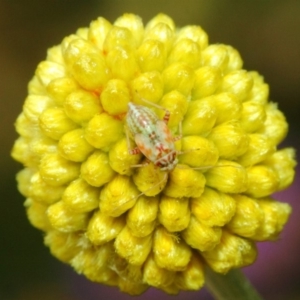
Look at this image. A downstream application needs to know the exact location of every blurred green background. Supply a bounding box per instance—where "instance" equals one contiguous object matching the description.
[1,1,299,299]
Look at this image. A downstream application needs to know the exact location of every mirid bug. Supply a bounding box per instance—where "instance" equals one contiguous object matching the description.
[126,101,180,171]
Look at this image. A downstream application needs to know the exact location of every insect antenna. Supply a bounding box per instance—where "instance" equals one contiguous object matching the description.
[134,172,168,199]
[176,163,243,171]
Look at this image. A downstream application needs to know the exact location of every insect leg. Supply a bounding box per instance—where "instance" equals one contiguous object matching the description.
[129,148,141,155]
[176,163,242,171]
[162,109,170,124]
[139,97,171,124]
[172,121,182,142]
[130,161,150,168]
[126,126,141,155]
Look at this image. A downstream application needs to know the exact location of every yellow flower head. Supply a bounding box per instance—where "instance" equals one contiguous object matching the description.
[12,13,296,295]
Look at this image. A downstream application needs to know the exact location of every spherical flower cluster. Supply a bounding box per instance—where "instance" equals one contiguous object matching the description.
[11,13,296,295]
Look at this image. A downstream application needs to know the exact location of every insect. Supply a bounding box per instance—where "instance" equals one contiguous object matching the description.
[126,100,180,171]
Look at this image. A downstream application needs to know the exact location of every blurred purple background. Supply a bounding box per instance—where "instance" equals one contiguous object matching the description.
[1,1,299,299]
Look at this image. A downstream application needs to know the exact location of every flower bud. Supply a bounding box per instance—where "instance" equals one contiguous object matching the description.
[158,90,188,129]
[191,187,236,227]
[71,52,110,91]
[136,40,167,72]
[100,79,131,115]
[145,22,174,53]
[237,134,275,167]
[115,226,152,266]
[87,211,125,245]
[162,62,195,96]
[257,102,288,146]
[58,128,94,162]
[84,113,123,149]
[208,121,249,159]
[99,175,139,217]
[114,14,144,46]
[227,195,264,238]
[205,160,247,193]
[182,215,222,251]
[251,198,291,241]
[201,44,229,73]
[44,230,82,262]
[36,61,66,86]
[182,99,217,136]
[81,150,115,187]
[62,178,99,212]
[240,101,266,132]
[109,137,142,175]
[175,25,208,50]
[11,137,31,165]
[133,162,168,196]
[168,38,201,68]
[46,77,78,106]
[202,230,257,274]
[15,112,39,138]
[28,76,46,95]
[25,198,52,231]
[62,37,98,67]
[264,148,296,190]
[131,71,164,103]
[153,226,192,271]
[210,92,242,125]
[247,71,269,104]
[224,45,243,73]
[88,17,112,50]
[143,254,175,288]
[179,136,219,168]
[46,45,64,64]
[106,46,138,81]
[39,107,78,140]
[71,242,118,285]
[23,95,54,123]
[159,196,190,232]
[103,26,136,53]
[163,166,206,198]
[246,165,279,198]
[175,253,205,291]
[47,201,89,232]
[29,172,65,205]
[64,89,102,125]
[16,168,34,197]
[126,195,159,237]
[191,66,221,99]
[39,153,80,186]
[217,70,253,102]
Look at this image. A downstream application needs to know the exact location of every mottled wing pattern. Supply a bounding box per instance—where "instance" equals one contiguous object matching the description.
[155,120,175,149]
[134,132,158,162]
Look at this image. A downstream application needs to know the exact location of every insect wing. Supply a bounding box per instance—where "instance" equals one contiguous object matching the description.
[155,120,175,148]
[134,132,158,162]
